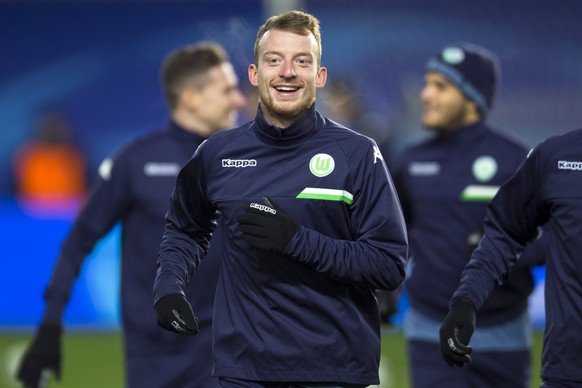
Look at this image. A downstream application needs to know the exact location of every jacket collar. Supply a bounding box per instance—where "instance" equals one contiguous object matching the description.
[435,121,488,145]
[253,104,319,144]
[166,119,207,145]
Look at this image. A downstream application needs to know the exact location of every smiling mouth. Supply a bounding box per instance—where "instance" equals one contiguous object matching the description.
[274,86,300,93]
[423,105,438,114]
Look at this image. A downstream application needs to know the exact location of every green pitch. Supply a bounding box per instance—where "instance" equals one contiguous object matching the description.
[0,329,543,387]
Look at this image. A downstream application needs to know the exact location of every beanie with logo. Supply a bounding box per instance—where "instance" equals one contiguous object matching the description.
[426,42,500,116]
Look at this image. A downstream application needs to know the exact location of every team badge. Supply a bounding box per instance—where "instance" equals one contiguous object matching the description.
[309,153,335,177]
[472,156,497,182]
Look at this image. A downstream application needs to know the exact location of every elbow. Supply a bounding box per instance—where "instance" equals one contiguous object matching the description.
[375,249,407,291]
[389,262,406,290]
[387,247,408,290]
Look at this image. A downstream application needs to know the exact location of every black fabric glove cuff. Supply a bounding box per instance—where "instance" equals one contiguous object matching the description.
[35,323,62,349]
[451,297,477,312]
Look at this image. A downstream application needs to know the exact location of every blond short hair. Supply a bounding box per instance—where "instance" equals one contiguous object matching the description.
[254,10,322,67]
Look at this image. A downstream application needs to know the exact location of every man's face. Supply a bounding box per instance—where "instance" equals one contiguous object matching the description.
[420,72,474,131]
[248,29,327,127]
[196,62,246,134]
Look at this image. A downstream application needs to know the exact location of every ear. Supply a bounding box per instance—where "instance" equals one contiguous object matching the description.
[248,64,258,87]
[316,66,327,88]
[466,100,482,121]
[180,86,201,110]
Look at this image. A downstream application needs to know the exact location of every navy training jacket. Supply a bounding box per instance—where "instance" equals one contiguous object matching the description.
[453,128,582,384]
[154,104,408,385]
[43,121,220,388]
[394,122,545,326]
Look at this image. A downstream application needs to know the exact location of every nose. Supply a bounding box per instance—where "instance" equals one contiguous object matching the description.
[420,85,431,104]
[232,90,246,109]
[279,61,297,78]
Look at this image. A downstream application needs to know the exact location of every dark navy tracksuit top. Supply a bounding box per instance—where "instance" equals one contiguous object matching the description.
[453,128,582,384]
[43,121,220,388]
[394,122,544,327]
[154,105,408,385]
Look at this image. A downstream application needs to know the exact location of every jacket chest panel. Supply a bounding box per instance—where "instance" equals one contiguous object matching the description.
[209,143,351,203]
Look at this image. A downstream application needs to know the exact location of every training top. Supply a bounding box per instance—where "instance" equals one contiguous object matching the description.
[43,121,220,387]
[394,122,545,326]
[154,104,408,385]
[452,128,582,384]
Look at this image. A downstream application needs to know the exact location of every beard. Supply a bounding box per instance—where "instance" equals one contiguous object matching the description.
[259,85,316,126]
[422,103,469,131]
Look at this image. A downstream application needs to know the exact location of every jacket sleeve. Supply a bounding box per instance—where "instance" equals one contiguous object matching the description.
[512,226,547,269]
[153,141,217,304]
[286,141,408,291]
[43,152,132,323]
[452,146,550,309]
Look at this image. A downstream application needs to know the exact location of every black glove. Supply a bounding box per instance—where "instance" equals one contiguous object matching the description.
[155,294,199,336]
[377,289,400,325]
[439,297,476,368]
[237,196,299,253]
[17,322,62,388]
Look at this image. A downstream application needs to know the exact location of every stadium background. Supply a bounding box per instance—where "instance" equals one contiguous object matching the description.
[1,0,581,386]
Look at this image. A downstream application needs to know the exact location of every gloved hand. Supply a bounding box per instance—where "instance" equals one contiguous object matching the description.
[237,196,299,253]
[439,297,476,367]
[155,294,199,336]
[17,322,62,388]
[377,289,400,325]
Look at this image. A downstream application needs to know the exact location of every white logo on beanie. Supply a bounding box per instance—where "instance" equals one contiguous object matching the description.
[442,47,465,64]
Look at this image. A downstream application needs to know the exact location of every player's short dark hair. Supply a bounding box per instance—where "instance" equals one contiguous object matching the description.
[161,42,228,110]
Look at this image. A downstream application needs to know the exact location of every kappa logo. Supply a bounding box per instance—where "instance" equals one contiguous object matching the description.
[250,202,276,215]
[309,153,335,177]
[558,160,582,171]
[373,145,384,164]
[144,162,181,177]
[222,159,257,168]
[409,161,440,176]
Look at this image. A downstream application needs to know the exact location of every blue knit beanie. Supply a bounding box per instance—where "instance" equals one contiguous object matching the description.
[426,42,499,115]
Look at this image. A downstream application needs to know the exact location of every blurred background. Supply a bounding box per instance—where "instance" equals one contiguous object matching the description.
[1,0,581,386]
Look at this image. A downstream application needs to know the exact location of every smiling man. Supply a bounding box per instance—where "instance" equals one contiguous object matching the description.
[16,42,246,388]
[392,43,546,388]
[152,10,408,388]
[249,22,325,127]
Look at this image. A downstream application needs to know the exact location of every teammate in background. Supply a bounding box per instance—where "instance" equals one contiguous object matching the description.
[393,42,545,387]
[320,76,395,164]
[319,77,400,324]
[16,42,246,388]
[12,110,87,203]
[153,11,407,388]
[440,128,582,388]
